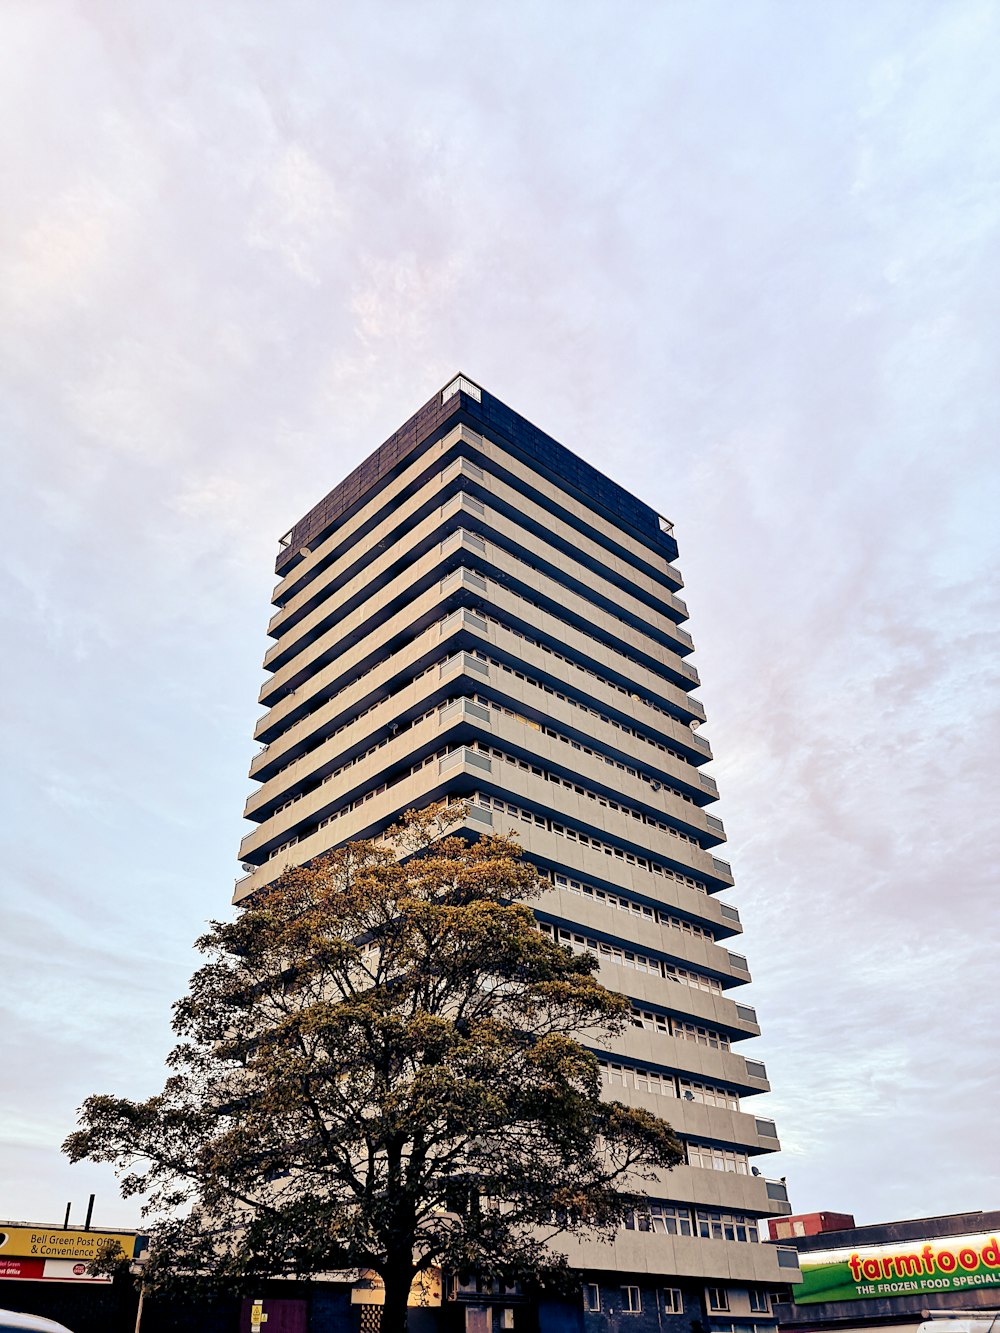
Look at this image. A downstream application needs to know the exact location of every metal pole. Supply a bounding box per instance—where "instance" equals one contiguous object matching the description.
[62,1203,71,1230]
[134,1283,145,1333]
[84,1195,95,1230]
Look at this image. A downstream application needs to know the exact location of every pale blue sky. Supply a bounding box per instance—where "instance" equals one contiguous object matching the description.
[1,0,998,1230]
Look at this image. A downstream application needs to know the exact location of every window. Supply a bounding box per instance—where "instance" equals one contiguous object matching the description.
[686,1142,751,1175]
[661,1289,683,1314]
[635,1067,676,1097]
[626,1205,692,1236]
[631,1007,671,1033]
[679,1079,739,1111]
[674,1022,730,1051]
[748,1292,771,1314]
[706,1288,729,1312]
[584,1285,600,1313]
[695,1211,760,1244]
[650,1204,693,1236]
[621,1287,642,1314]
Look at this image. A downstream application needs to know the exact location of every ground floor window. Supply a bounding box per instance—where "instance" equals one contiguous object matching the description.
[706,1287,729,1312]
[621,1287,642,1314]
[584,1284,600,1312]
[661,1289,683,1314]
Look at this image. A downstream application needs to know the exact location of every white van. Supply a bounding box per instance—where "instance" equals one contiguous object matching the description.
[0,1312,76,1333]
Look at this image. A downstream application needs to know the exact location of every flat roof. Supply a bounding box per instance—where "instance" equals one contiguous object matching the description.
[274,374,678,576]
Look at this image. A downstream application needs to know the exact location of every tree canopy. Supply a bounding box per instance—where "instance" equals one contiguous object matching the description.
[65,804,682,1333]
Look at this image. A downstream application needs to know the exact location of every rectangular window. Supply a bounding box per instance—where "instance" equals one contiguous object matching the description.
[584,1284,600,1313]
[695,1211,759,1244]
[706,1288,729,1312]
[661,1290,683,1315]
[621,1287,642,1314]
[748,1291,771,1313]
[628,1205,692,1236]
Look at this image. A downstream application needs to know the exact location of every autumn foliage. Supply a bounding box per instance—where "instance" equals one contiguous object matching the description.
[65,804,682,1333]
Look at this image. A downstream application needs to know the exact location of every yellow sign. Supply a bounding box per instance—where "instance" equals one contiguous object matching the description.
[0,1228,138,1263]
[351,1269,443,1307]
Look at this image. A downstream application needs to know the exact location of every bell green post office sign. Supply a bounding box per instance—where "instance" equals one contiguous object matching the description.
[794,1231,1000,1304]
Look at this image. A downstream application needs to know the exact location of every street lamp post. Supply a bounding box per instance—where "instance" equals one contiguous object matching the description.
[129,1259,147,1333]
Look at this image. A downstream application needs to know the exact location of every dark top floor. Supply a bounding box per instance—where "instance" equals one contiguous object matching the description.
[274,375,679,577]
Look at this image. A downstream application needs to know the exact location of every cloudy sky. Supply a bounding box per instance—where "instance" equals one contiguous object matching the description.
[2,0,998,1231]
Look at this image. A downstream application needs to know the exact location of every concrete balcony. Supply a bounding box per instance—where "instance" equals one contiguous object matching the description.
[264,499,476,673]
[478,811,741,939]
[260,536,700,724]
[591,958,760,1040]
[606,1087,780,1156]
[471,760,735,890]
[245,677,491,822]
[239,707,497,861]
[260,537,488,704]
[478,579,707,728]
[269,425,477,612]
[460,614,713,765]
[464,532,698,679]
[267,463,467,644]
[457,426,685,592]
[270,423,685,621]
[444,658,718,805]
[535,885,748,983]
[257,564,478,719]
[589,1024,769,1096]
[555,1230,800,1283]
[234,752,491,902]
[472,709,725,848]
[624,1165,791,1218]
[433,503,695,662]
[448,453,689,624]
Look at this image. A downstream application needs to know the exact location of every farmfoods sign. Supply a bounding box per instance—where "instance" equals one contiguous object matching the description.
[794,1231,1000,1304]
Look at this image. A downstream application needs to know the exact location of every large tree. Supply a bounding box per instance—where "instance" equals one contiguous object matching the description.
[65,804,682,1333]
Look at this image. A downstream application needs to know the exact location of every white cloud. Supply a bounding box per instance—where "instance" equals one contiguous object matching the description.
[2,0,998,1227]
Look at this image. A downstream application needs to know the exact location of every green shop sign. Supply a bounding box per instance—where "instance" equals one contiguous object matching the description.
[794,1231,1000,1304]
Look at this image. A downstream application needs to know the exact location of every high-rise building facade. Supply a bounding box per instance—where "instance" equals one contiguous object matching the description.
[236,375,800,1333]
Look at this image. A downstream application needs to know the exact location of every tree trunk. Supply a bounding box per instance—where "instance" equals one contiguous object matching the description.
[380,1260,415,1333]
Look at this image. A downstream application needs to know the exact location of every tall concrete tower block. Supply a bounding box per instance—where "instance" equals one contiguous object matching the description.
[237,375,800,1333]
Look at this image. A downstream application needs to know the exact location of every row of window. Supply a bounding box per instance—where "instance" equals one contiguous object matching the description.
[261,571,701,791]
[261,736,713,870]
[624,1206,760,1243]
[631,1007,732,1050]
[473,792,710,895]
[583,1284,772,1317]
[538,922,723,994]
[552,871,716,942]
[470,605,704,733]
[265,743,459,860]
[686,1142,752,1175]
[598,1061,740,1110]
[454,529,690,669]
[451,490,680,636]
[471,691,697,808]
[476,647,698,770]
[471,744,704,850]
[270,444,470,614]
[261,626,450,766]
[268,698,445,814]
